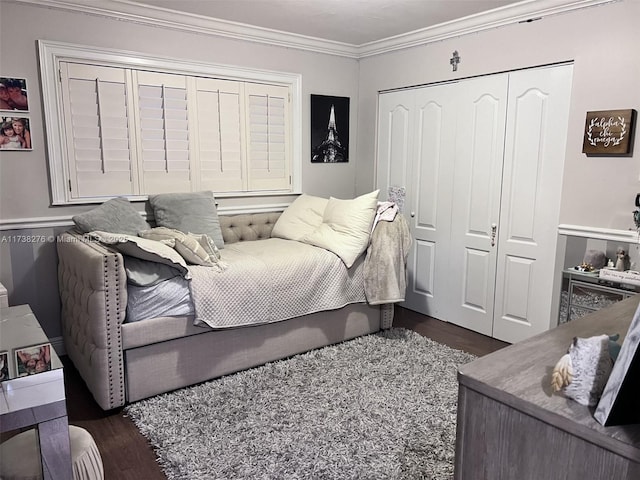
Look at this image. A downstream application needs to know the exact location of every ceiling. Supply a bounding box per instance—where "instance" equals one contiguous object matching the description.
[132,0,524,45]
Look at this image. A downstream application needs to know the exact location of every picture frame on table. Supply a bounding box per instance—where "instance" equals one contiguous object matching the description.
[14,342,52,377]
[594,304,640,426]
[0,350,8,381]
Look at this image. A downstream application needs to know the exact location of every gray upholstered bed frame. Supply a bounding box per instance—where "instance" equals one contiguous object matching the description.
[58,212,393,410]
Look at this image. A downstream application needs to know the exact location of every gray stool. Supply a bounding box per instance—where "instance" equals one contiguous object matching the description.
[0,425,104,480]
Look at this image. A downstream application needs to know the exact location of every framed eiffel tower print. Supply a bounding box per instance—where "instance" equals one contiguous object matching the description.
[311,94,349,163]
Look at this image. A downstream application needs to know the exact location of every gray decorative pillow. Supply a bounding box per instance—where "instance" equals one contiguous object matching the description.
[88,230,190,278]
[72,197,150,235]
[149,191,225,249]
[123,256,182,287]
[139,227,221,267]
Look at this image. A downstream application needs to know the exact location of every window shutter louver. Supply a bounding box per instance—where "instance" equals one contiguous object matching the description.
[135,71,191,194]
[194,78,244,192]
[60,63,134,198]
[245,84,290,191]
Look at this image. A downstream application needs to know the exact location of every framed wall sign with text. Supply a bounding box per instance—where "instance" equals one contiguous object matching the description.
[582,109,636,156]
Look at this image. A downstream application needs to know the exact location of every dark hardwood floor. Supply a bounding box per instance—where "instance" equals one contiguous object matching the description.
[62,306,509,479]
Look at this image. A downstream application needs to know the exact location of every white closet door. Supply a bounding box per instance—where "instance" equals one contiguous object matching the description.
[407,84,458,319]
[492,64,573,343]
[134,71,192,194]
[60,63,135,198]
[447,74,509,335]
[245,83,290,191]
[376,89,414,203]
[194,78,244,192]
[376,84,457,319]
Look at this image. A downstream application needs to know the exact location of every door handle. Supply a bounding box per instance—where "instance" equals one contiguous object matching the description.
[410,211,415,217]
[491,223,497,247]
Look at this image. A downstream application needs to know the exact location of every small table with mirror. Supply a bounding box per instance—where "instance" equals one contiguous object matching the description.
[0,304,72,479]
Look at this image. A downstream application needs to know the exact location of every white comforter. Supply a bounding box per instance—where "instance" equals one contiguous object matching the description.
[188,238,366,329]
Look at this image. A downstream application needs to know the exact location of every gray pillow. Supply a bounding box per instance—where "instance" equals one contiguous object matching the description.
[123,256,182,287]
[87,230,190,278]
[72,197,150,235]
[149,191,225,249]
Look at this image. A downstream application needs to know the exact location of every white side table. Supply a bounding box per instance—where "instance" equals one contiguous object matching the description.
[0,304,72,479]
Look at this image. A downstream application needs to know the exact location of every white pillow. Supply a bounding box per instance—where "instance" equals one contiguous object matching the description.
[271,194,329,241]
[303,190,379,267]
[139,227,219,267]
[88,231,191,278]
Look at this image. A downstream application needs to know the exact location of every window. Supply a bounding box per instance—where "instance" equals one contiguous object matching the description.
[39,40,301,204]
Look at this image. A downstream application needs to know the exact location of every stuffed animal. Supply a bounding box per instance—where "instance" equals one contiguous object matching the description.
[551,334,620,407]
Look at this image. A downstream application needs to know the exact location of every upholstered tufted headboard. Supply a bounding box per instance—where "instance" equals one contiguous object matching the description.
[219,212,282,244]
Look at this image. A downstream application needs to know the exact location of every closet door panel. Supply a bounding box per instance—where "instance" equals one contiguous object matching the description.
[413,240,436,296]
[376,91,413,195]
[405,84,457,318]
[448,75,508,335]
[493,65,573,343]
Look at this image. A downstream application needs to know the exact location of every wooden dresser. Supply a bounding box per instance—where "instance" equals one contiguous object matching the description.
[454,295,640,480]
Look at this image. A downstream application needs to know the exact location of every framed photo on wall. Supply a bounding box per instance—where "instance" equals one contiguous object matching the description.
[311,94,349,163]
[0,76,29,112]
[0,116,32,150]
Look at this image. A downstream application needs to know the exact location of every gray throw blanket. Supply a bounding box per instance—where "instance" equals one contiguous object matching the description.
[363,214,411,305]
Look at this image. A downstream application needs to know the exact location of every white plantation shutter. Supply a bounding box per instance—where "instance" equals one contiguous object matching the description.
[60,63,135,198]
[134,71,191,194]
[245,83,290,191]
[194,78,244,192]
[44,44,299,203]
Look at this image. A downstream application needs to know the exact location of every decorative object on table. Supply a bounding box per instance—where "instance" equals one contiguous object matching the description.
[14,342,51,376]
[599,268,640,285]
[582,109,636,156]
[551,334,620,407]
[615,246,629,271]
[595,300,640,426]
[582,250,606,270]
[310,94,349,163]
[573,262,597,273]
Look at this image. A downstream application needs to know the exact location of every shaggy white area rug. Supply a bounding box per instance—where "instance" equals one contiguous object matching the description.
[125,328,475,480]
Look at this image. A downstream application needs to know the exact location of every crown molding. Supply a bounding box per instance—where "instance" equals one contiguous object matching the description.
[12,0,618,58]
[357,0,618,57]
